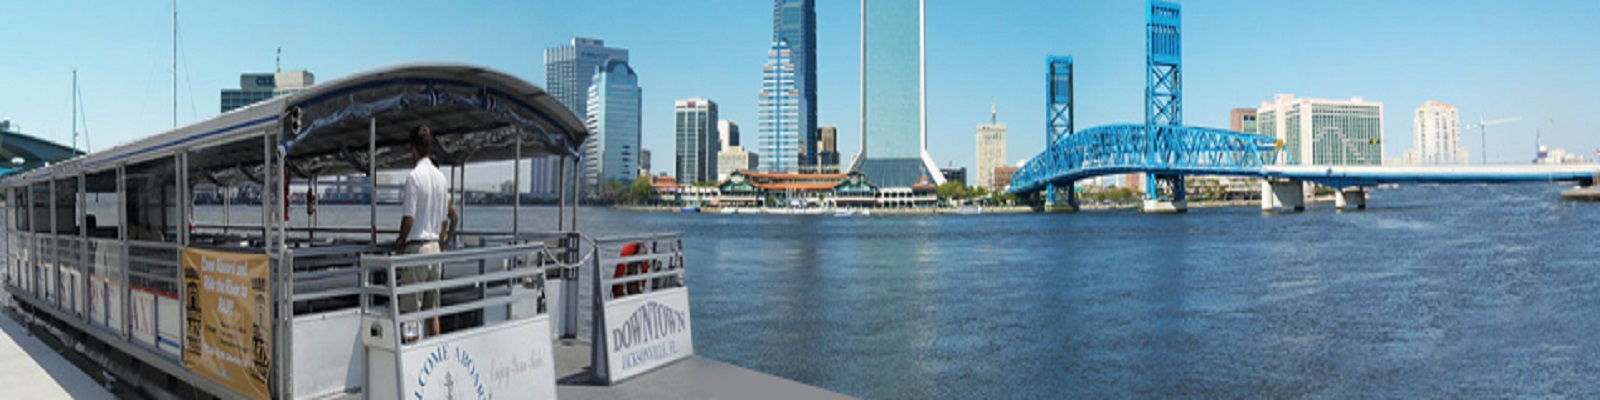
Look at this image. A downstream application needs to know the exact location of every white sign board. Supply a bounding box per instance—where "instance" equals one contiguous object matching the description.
[602,287,694,383]
[401,317,557,400]
[130,289,157,347]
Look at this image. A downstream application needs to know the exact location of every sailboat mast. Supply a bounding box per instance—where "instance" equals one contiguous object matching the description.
[72,69,78,151]
[172,0,177,128]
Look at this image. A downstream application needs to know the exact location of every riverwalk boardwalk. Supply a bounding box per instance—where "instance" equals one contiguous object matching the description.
[0,293,113,400]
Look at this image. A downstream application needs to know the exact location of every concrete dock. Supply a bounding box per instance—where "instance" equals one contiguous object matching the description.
[552,340,851,400]
[0,295,114,400]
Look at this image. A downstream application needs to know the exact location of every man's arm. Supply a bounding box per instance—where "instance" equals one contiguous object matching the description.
[395,216,414,249]
[441,202,459,246]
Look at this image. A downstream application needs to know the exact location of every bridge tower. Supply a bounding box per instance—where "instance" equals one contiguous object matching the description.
[1045,56,1077,211]
[1143,0,1186,213]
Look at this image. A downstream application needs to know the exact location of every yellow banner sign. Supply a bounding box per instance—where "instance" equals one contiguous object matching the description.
[182,247,272,400]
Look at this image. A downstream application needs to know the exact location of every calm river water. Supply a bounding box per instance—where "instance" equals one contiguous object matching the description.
[239,183,1599,398]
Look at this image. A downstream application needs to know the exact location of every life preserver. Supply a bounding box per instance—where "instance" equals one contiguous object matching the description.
[612,242,649,298]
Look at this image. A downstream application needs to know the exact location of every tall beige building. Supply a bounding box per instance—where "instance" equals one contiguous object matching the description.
[717,146,758,182]
[974,106,1007,190]
[1405,101,1465,165]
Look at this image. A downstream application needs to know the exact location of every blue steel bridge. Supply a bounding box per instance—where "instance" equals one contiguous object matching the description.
[1007,1,1598,212]
[1005,123,1599,195]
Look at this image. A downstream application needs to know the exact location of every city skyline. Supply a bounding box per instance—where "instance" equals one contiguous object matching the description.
[0,1,1595,189]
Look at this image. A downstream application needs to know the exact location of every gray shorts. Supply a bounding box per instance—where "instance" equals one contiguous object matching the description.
[397,242,441,314]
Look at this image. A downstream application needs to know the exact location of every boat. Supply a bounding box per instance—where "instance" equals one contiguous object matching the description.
[719,207,738,214]
[681,206,701,213]
[0,65,703,399]
[956,205,983,215]
[833,208,854,217]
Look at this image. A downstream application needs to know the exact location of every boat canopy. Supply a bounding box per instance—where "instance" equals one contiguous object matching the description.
[2,64,587,187]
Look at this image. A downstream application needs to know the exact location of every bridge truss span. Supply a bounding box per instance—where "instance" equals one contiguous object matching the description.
[1008,124,1284,195]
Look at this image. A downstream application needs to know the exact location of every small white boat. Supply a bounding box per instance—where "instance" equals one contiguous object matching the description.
[834,209,854,217]
[956,205,982,215]
[720,207,738,214]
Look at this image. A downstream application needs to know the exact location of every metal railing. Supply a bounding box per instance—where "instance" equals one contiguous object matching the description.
[358,242,555,340]
[594,233,686,302]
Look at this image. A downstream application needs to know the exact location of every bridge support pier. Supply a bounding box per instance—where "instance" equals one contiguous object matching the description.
[1335,187,1367,211]
[1260,178,1305,213]
[1045,183,1079,213]
[1140,174,1188,214]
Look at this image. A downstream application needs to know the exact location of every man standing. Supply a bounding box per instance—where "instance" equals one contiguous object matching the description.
[396,125,454,341]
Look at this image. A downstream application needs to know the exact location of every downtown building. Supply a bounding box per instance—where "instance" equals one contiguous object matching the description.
[719,120,740,150]
[717,120,757,181]
[854,0,943,188]
[717,147,759,182]
[816,125,839,173]
[757,40,802,173]
[1257,94,1384,166]
[583,60,642,193]
[974,107,1006,190]
[535,38,629,199]
[1404,100,1465,165]
[1230,108,1258,134]
[675,98,719,184]
[220,70,314,113]
[773,0,819,172]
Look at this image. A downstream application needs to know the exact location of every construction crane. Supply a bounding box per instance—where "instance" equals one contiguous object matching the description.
[1464,116,1520,164]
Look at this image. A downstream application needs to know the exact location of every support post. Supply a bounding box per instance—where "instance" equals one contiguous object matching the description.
[1141,175,1187,214]
[1044,182,1079,213]
[513,133,521,238]
[1335,187,1366,211]
[1260,178,1305,213]
[118,165,130,340]
[369,117,377,244]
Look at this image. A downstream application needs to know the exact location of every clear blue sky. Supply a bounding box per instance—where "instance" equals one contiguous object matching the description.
[2,1,1596,188]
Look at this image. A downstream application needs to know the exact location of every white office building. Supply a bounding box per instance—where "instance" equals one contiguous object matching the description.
[1405,100,1466,165]
[974,108,1006,190]
[1257,94,1384,166]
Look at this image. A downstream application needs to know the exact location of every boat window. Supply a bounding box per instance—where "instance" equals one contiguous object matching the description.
[84,170,119,239]
[53,177,80,235]
[29,182,49,233]
[125,157,179,243]
[187,144,264,243]
[11,187,27,232]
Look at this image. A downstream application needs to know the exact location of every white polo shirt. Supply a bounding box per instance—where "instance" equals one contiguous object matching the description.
[402,157,450,242]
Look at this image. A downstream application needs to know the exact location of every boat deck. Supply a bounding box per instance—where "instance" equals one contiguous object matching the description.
[551,339,851,400]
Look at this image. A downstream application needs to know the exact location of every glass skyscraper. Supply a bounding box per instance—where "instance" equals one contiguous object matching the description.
[855,0,943,187]
[772,0,817,171]
[538,38,628,197]
[758,40,801,174]
[584,60,642,193]
[546,38,629,115]
[675,98,719,184]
